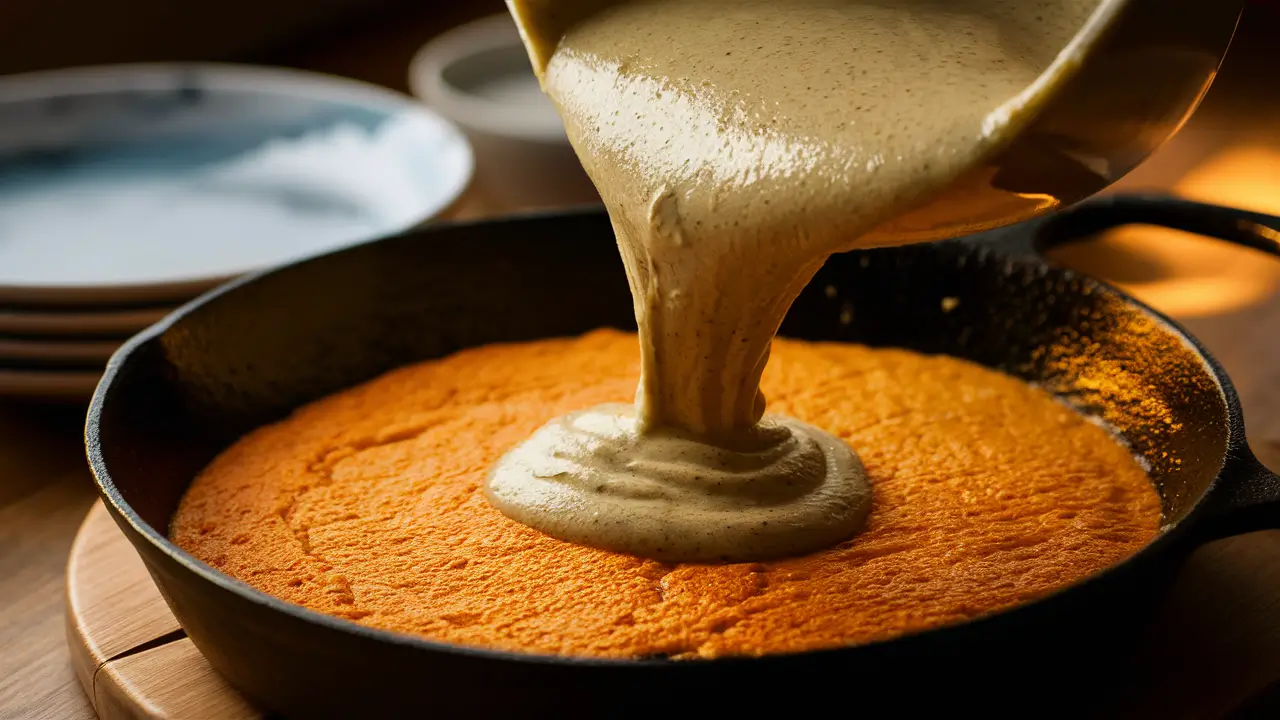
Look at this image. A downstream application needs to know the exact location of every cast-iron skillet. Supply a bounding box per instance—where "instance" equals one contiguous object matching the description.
[86,194,1280,717]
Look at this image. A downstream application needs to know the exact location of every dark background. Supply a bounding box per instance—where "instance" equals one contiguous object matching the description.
[0,0,1274,93]
[0,1,499,80]
[0,1,1264,94]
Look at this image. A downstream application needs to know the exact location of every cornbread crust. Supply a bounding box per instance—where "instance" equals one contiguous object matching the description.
[172,329,1160,659]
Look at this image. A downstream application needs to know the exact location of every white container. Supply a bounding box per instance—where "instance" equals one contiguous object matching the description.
[410,14,599,213]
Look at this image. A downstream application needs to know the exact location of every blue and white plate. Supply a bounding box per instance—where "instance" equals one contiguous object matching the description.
[0,63,474,305]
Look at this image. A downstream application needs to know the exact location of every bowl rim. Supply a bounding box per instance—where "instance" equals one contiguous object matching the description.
[84,207,1238,670]
[408,13,568,145]
[0,61,476,303]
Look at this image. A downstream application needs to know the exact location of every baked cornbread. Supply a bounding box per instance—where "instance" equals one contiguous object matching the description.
[172,329,1160,659]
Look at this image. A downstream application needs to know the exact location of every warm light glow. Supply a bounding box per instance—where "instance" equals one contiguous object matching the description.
[1053,146,1280,318]
[1014,191,1060,213]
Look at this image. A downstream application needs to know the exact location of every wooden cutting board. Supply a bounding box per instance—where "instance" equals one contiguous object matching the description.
[66,499,1280,719]
[65,502,263,720]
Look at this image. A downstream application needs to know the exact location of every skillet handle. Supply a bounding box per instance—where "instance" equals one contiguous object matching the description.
[1198,449,1280,542]
[1032,193,1280,259]
[1018,193,1280,541]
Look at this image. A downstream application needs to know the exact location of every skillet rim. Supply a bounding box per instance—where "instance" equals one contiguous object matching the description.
[83,204,1244,670]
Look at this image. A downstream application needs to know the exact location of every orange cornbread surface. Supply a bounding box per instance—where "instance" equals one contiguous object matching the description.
[171,329,1161,659]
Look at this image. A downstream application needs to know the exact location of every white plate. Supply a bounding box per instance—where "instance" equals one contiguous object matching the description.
[0,338,120,365]
[0,306,171,336]
[0,63,474,305]
[0,368,100,401]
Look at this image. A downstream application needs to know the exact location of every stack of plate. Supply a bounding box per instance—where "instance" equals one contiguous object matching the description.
[0,63,474,402]
[0,287,183,402]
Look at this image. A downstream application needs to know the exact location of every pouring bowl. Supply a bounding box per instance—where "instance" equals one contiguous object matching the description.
[508,0,1243,245]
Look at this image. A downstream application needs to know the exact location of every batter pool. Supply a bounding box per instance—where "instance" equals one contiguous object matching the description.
[171,330,1161,660]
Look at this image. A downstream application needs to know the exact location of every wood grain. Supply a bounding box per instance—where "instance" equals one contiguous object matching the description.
[0,403,99,720]
[1113,531,1280,718]
[65,502,267,719]
[64,502,184,710]
[94,640,261,720]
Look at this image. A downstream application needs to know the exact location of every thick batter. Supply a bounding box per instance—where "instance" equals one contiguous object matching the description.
[172,331,1160,659]
[490,0,1105,560]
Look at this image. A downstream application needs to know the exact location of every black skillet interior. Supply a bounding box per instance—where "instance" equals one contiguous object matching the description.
[87,193,1280,716]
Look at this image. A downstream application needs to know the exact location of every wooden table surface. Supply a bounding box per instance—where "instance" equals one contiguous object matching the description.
[1,2,1279,718]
